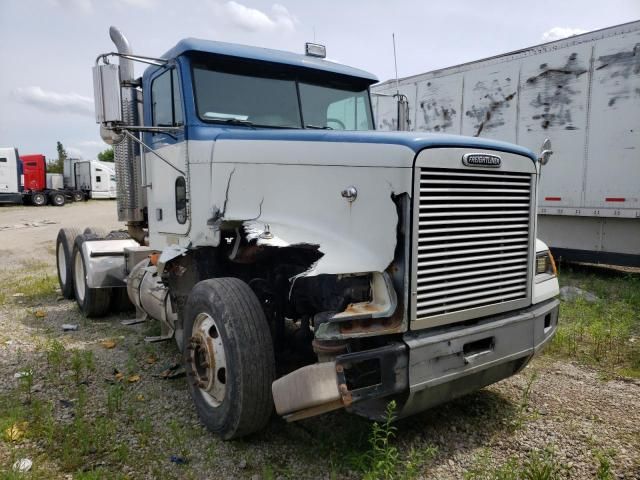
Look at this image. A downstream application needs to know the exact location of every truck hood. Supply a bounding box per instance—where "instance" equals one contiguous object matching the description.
[190,126,538,167]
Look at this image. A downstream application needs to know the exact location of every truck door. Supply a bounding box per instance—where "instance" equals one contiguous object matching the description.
[92,165,108,197]
[146,67,188,236]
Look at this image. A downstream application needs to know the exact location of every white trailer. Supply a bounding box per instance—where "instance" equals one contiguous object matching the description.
[372,21,640,266]
[64,158,117,199]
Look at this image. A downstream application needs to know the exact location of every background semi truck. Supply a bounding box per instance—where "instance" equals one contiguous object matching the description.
[372,20,640,266]
[1,148,80,206]
[55,26,559,440]
[0,148,116,206]
[64,157,118,199]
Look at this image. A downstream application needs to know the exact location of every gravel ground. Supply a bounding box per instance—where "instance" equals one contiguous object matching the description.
[0,202,638,479]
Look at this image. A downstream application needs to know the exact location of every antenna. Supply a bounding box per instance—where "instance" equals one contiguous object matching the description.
[392,33,400,95]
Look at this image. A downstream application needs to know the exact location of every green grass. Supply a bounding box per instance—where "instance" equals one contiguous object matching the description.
[547,266,640,378]
[464,446,569,480]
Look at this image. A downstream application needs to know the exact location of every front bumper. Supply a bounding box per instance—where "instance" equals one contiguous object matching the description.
[272,298,559,421]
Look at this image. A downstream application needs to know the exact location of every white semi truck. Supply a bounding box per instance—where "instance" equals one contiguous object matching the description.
[56,27,559,439]
[372,21,640,266]
[64,158,117,199]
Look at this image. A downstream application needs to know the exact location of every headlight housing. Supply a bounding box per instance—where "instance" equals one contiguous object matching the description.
[535,250,557,277]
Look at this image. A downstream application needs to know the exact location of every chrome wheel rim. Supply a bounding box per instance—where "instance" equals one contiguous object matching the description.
[57,244,66,284]
[74,252,85,301]
[188,312,227,407]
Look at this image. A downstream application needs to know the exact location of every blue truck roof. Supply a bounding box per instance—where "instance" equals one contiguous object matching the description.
[161,38,378,83]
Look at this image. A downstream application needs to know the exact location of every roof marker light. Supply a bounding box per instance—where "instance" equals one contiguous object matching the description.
[305,42,326,58]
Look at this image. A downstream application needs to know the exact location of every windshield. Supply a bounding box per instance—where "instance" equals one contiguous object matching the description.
[192,65,373,130]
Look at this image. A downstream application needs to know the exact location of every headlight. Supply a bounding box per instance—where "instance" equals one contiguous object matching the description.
[535,250,557,277]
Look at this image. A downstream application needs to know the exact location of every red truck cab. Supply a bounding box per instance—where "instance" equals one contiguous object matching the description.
[19,154,46,192]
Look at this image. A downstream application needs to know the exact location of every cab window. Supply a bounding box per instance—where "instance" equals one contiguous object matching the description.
[152,69,183,127]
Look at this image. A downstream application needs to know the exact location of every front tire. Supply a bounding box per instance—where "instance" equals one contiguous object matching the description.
[183,278,276,439]
[72,234,112,317]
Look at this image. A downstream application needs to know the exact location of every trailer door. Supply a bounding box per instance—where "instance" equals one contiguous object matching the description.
[584,28,640,211]
[517,44,593,209]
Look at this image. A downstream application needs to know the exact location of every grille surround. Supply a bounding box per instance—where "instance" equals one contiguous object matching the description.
[411,149,536,330]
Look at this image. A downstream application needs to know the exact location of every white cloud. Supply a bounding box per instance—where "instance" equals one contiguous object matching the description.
[541,27,588,42]
[12,86,94,116]
[50,0,154,12]
[50,0,93,13]
[223,1,297,33]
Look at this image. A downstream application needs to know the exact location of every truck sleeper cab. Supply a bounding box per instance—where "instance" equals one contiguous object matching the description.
[59,27,559,439]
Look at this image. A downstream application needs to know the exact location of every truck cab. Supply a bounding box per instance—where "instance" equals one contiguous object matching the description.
[0,147,23,204]
[59,27,560,440]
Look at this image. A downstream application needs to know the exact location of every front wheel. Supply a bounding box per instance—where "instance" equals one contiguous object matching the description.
[183,278,275,439]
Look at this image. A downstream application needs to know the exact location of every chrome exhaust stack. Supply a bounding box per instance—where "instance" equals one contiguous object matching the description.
[109,26,146,239]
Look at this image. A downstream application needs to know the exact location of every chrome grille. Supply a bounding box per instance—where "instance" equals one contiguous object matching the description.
[414,167,533,321]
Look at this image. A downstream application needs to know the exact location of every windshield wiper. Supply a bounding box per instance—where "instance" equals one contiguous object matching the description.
[208,117,256,127]
[305,124,333,130]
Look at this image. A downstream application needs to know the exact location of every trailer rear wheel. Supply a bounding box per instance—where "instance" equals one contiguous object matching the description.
[50,192,65,207]
[31,192,46,206]
[183,278,275,439]
[72,234,112,317]
[56,228,81,299]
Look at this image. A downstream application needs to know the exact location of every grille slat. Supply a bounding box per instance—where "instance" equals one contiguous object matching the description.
[417,271,527,291]
[416,291,525,316]
[418,243,528,259]
[417,283,526,307]
[418,230,527,251]
[414,166,533,320]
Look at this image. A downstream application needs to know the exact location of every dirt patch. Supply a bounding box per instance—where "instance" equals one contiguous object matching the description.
[0,201,120,267]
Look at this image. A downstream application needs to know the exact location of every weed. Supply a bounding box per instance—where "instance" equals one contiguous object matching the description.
[168,418,189,459]
[549,269,640,378]
[46,339,66,378]
[464,446,567,480]
[404,443,438,479]
[594,449,616,480]
[71,349,84,385]
[134,415,154,446]
[16,367,34,404]
[362,400,399,480]
[107,383,125,414]
[511,370,538,430]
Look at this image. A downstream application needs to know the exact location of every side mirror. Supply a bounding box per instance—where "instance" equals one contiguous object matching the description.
[538,138,553,165]
[92,63,122,124]
[538,138,553,166]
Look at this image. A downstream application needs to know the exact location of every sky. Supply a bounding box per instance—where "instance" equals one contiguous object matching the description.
[0,0,638,160]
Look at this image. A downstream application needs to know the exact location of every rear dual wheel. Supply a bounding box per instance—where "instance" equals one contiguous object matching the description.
[31,192,46,206]
[50,192,65,206]
[72,234,112,317]
[56,228,81,299]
